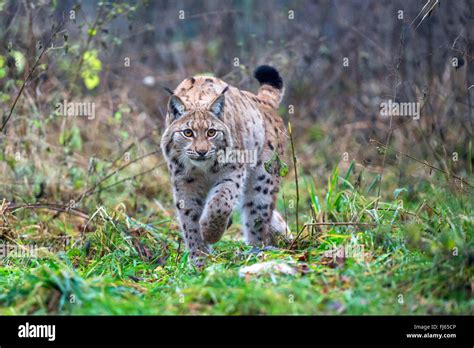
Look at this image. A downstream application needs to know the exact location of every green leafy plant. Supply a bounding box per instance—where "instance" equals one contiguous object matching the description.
[80,50,102,90]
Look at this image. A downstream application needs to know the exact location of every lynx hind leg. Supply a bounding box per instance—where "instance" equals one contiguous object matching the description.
[242,165,282,246]
[270,210,293,244]
[270,210,287,234]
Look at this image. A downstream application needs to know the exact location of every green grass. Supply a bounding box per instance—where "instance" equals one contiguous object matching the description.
[0,166,473,315]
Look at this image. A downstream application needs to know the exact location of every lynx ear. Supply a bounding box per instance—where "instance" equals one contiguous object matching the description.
[208,86,229,118]
[168,95,186,121]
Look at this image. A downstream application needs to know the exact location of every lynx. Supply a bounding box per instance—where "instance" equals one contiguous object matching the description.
[160,65,288,267]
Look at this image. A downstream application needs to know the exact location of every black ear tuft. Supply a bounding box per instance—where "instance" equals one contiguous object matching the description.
[221,86,229,95]
[254,65,283,90]
[162,86,174,95]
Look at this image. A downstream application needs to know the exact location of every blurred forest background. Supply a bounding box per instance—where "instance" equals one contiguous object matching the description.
[1,0,472,204]
[0,0,472,315]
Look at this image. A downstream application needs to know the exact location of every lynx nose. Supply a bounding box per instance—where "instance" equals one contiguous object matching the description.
[196,150,207,157]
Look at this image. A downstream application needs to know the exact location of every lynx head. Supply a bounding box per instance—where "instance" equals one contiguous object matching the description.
[161,87,231,170]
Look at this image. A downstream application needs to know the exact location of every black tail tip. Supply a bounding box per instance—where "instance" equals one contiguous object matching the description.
[254,65,283,90]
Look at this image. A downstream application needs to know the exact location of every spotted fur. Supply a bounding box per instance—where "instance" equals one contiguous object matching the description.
[160,65,288,267]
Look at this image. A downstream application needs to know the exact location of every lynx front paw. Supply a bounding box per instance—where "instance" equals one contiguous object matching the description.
[200,213,229,244]
[188,247,210,269]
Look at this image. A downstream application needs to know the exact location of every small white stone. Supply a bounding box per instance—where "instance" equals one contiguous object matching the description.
[143,76,155,87]
[239,261,297,277]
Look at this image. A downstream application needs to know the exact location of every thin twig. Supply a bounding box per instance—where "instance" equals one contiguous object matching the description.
[108,131,154,168]
[6,203,89,220]
[370,139,473,189]
[289,221,379,249]
[303,222,378,226]
[74,150,162,204]
[288,121,300,235]
[375,22,406,209]
[0,19,65,132]
[84,164,164,198]
[413,0,439,31]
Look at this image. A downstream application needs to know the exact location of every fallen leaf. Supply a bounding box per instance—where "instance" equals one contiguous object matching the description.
[239,261,297,277]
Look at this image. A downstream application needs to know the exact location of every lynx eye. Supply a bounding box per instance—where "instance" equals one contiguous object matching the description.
[182,129,194,138]
[207,128,217,137]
